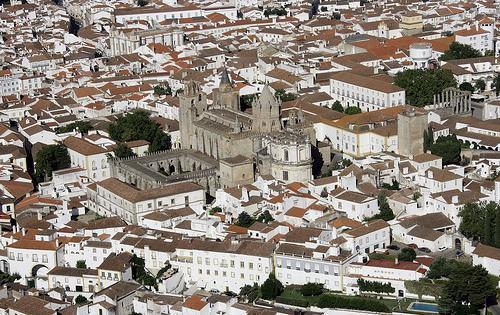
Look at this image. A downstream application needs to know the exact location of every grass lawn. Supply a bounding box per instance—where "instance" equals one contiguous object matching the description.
[279,286,322,306]
[379,297,438,314]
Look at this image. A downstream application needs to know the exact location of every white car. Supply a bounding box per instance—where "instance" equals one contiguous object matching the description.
[438,246,447,251]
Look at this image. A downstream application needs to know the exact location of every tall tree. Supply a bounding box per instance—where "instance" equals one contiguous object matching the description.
[495,205,500,247]
[430,135,461,165]
[35,144,71,181]
[475,79,486,92]
[260,273,283,300]
[394,69,457,107]
[344,106,361,115]
[332,100,344,113]
[459,203,485,240]
[492,73,500,96]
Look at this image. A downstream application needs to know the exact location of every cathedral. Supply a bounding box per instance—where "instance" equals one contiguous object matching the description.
[178,69,314,186]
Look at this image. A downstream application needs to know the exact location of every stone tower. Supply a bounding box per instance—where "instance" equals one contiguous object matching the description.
[397,107,427,158]
[213,68,240,111]
[179,81,207,149]
[252,86,282,133]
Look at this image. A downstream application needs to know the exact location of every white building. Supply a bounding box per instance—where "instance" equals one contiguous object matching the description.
[329,72,405,112]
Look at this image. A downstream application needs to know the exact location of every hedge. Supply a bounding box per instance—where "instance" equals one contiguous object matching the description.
[316,294,390,312]
[275,296,309,307]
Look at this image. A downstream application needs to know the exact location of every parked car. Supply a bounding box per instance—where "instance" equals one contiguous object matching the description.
[438,246,447,251]
[408,243,418,249]
[418,247,431,253]
[387,244,400,251]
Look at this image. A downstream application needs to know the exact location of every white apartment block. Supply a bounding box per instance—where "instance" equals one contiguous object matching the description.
[170,239,275,293]
[329,72,405,112]
[275,242,357,291]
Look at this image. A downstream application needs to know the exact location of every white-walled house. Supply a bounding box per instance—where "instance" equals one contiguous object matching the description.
[472,243,500,276]
[63,136,111,181]
[7,239,64,289]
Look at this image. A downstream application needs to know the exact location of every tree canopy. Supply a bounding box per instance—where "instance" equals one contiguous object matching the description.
[56,121,93,134]
[235,212,255,228]
[430,135,461,165]
[459,202,500,247]
[344,106,361,115]
[256,210,274,223]
[394,69,457,107]
[493,73,500,96]
[35,144,71,182]
[153,85,172,96]
[458,82,474,94]
[274,89,297,102]
[331,100,344,113]
[398,248,416,261]
[475,79,486,92]
[260,273,284,300]
[113,142,136,159]
[440,42,482,61]
[108,110,171,152]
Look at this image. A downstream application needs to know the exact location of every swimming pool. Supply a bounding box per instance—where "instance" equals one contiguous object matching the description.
[408,302,439,313]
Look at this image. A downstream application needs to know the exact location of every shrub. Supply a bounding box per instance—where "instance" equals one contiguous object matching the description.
[276,295,309,307]
[316,294,389,312]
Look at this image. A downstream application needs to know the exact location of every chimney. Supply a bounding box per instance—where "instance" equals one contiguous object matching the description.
[55,239,59,247]
[37,212,43,220]
[452,195,459,203]
[428,170,433,179]
[475,20,479,31]
[21,228,26,236]
[395,257,399,265]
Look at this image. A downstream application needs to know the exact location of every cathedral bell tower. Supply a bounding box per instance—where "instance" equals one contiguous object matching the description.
[179,81,207,149]
[252,86,282,133]
[213,68,240,111]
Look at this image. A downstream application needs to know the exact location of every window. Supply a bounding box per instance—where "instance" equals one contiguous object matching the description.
[32,254,38,262]
[17,253,23,261]
[42,254,48,263]
[240,261,244,268]
[283,171,288,181]
[184,196,189,205]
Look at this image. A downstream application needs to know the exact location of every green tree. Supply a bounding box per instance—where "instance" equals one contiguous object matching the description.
[264,6,287,17]
[56,121,93,134]
[108,110,171,152]
[75,295,88,304]
[239,283,259,302]
[153,85,172,96]
[137,0,148,6]
[484,202,496,246]
[440,42,482,61]
[301,283,324,296]
[459,82,475,94]
[495,205,500,247]
[344,106,361,115]
[260,273,283,300]
[240,94,257,111]
[430,135,461,165]
[367,194,394,221]
[398,248,416,262]
[394,69,457,107]
[35,144,71,181]
[76,260,87,269]
[113,142,136,159]
[459,203,486,240]
[256,210,274,223]
[475,79,486,92]
[332,100,344,113]
[439,264,495,314]
[274,89,297,102]
[492,73,500,96]
[235,212,255,228]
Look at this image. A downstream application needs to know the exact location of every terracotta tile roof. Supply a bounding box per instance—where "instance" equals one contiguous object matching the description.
[183,295,207,311]
[473,243,500,260]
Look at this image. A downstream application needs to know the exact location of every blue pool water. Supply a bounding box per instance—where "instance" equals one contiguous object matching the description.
[408,302,439,313]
